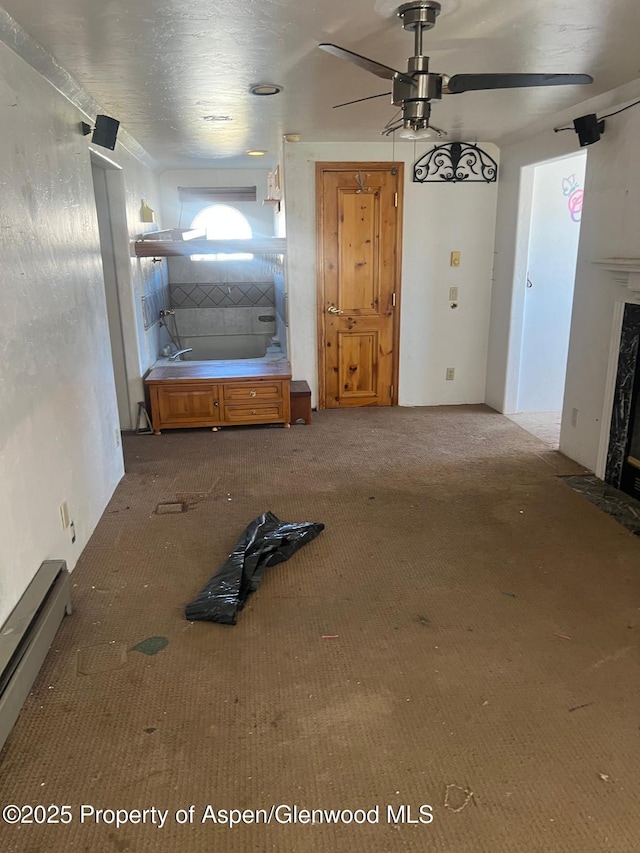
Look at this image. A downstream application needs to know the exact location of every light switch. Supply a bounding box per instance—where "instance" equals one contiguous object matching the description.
[450,251,461,267]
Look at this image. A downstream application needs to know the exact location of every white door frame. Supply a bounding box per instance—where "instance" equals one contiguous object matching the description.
[90,149,143,431]
[504,151,586,414]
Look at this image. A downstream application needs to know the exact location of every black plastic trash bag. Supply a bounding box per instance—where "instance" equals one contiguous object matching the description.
[185,511,324,624]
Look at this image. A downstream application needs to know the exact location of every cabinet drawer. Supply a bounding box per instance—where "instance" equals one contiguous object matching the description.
[157,384,220,423]
[224,403,284,424]
[223,382,283,403]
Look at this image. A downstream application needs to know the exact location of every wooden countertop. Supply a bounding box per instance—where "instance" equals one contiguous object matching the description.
[145,360,292,383]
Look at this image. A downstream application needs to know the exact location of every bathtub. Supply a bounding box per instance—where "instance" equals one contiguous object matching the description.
[157,334,286,367]
[179,333,272,360]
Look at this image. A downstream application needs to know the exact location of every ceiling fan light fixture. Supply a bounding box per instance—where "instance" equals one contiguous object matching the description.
[249,83,283,96]
[397,116,445,140]
[398,125,436,140]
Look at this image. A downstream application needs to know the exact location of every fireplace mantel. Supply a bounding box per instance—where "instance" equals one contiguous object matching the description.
[592,258,640,294]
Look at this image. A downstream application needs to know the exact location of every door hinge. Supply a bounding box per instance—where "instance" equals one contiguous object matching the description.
[394,192,398,208]
[390,384,395,398]
[392,292,396,308]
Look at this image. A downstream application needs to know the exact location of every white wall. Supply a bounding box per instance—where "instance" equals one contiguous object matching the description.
[283,141,499,408]
[158,169,276,238]
[0,40,161,625]
[487,79,640,471]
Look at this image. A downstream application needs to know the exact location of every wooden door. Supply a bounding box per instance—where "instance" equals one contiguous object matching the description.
[316,162,403,408]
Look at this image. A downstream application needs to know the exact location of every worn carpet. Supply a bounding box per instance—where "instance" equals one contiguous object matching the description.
[505,411,561,448]
[1,405,640,853]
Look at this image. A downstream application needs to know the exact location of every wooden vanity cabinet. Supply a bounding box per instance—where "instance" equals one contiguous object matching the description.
[145,361,291,434]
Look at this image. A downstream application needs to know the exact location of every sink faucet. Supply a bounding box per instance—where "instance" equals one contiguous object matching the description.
[168,348,193,361]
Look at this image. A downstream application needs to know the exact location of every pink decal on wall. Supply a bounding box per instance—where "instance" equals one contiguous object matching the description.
[562,174,583,223]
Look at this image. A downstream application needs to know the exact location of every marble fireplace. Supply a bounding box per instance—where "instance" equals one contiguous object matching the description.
[598,260,640,500]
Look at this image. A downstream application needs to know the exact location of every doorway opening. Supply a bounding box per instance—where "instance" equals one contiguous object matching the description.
[505,150,587,447]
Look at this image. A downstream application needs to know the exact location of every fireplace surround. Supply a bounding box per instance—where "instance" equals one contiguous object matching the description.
[596,259,640,499]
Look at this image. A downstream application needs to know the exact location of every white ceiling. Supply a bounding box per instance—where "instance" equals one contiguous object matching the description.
[2,0,640,169]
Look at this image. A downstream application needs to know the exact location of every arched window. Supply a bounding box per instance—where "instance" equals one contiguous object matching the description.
[190,204,253,260]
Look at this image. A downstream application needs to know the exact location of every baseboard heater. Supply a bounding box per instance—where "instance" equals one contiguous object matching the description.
[0,560,72,754]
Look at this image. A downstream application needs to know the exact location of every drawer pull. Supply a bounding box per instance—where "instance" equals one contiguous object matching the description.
[214,401,219,407]
[252,410,257,415]
[249,389,257,397]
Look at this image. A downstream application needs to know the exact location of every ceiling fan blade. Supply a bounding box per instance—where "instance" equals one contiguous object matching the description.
[333,92,391,109]
[319,43,415,86]
[446,73,593,94]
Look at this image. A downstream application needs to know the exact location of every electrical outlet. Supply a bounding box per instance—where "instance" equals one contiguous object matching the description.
[114,428,121,448]
[449,286,459,301]
[571,408,579,427]
[450,251,461,267]
[446,368,455,381]
[60,501,70,530]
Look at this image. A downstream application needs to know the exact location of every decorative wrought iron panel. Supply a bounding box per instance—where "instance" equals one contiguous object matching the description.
[413,143,498,184]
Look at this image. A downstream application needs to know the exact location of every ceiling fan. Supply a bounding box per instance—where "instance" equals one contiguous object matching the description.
[319,0,593,139]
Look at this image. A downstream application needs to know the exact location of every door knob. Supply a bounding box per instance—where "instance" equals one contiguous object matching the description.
[327,305,343,315]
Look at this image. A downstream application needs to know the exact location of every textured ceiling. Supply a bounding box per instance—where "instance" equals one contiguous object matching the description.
[2,0,640,169]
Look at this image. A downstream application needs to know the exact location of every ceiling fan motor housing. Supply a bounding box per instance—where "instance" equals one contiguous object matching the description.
[397,1,441,31]
[393,55,443,102]
[400,99,432,129]
[393,0,444,126]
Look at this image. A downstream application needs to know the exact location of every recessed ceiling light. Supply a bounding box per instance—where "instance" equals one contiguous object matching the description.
[202,115,233,122]
[246,149,267,156]
[249,83,283,96]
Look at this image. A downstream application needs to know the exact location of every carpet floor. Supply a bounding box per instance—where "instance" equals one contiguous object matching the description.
[1,405,640,853]
[505,412,562,448]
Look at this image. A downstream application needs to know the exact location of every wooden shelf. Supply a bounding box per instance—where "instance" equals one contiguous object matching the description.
[134,237,287,258]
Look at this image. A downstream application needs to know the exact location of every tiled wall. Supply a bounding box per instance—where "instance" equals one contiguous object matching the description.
[141,286,166,329]
[168,256,277,310]
[173,307,275,337]
[141,263,169,330]
[273,272,288,357]
[171,282,274,309]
